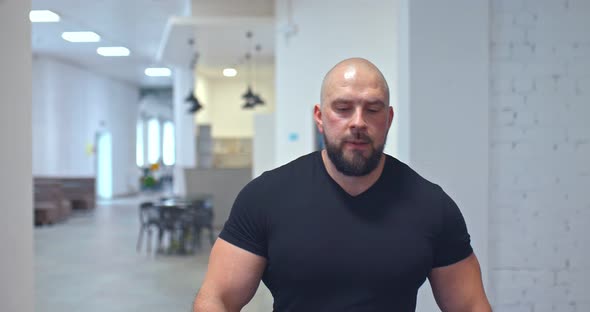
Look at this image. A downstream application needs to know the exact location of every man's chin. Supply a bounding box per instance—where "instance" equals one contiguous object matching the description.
[344,149,371,161]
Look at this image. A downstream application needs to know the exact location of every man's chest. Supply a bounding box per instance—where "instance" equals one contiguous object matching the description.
[263,194,437,291]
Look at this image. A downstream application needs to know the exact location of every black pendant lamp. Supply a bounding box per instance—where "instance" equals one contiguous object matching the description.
[241,49,256,109]
[241,32,265,109]
[186,49,203,114]
[251,44,265,106]
[252,94,264,105]
[185,89,202,113]
[242,98,257,109]
[242,85,255,101]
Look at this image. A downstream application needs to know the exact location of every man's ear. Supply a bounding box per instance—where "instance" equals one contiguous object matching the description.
[387,106,394,129]
[313,104,324,133]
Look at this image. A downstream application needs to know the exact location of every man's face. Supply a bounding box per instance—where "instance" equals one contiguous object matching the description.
[315,67,393,176]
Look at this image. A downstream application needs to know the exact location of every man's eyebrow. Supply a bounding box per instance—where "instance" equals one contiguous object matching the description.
[367,100,386,106]
[331,98,354,105]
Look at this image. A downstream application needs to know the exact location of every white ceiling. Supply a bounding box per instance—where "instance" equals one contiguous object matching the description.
[158,16,275,80]
[31,0,188,87]
[194,22,275,72]
[31,0,276,87]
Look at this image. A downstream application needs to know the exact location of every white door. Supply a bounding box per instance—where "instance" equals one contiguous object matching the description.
[96,131,113,198]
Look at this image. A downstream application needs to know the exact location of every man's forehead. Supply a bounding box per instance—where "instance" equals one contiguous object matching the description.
[329,64,378,82]
[320,58,390,104]
[328,58,381,77]
[327,75,388,96]
[343,68,356,80]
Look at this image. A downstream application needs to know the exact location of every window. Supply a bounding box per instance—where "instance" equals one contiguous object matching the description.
[136,120,144,167]
[162,121,175,166]
[147,118,161,164]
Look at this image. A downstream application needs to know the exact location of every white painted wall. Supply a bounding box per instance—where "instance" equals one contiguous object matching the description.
[274,0,398,166]
[399,1,490,311]
[32,55,140,196]
[199,75,275,138]
[253,113,276,178]
[0,0,34,311]
[489,1,590,311]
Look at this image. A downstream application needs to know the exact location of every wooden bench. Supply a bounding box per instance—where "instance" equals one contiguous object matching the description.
[35,177,95,210]
[33,181,72,225]
[33,177,96,225]
[60,178,96,209]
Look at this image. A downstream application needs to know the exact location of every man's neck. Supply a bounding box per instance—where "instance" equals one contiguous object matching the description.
[321,149,386,197]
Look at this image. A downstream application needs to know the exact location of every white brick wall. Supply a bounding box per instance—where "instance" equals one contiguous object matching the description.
[490,0,590,311]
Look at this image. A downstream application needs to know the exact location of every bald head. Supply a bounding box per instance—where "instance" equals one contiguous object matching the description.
[320,58,390,107]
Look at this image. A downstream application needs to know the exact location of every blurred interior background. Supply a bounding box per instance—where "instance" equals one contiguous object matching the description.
[1,0,589,311]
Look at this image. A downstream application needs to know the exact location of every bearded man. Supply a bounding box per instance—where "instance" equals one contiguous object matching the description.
[193,58,491,312]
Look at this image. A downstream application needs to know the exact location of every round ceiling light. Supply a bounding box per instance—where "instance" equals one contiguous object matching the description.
[222,68,237,77]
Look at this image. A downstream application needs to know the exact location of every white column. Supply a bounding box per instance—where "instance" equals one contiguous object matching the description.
[253,113,276,178]
[0,0,34,311]
[173,68,197,195]
[171,0,194,195]
[399,1,490,311]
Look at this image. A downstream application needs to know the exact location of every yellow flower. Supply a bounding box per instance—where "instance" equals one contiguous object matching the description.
[150,163,160,171]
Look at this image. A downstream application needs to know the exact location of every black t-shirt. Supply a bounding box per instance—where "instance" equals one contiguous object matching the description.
[219,151,472,312]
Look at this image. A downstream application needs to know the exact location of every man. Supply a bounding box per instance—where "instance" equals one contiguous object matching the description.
[194,58,491,311]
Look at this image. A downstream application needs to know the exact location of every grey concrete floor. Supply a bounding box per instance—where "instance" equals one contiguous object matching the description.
[34,195,273,312]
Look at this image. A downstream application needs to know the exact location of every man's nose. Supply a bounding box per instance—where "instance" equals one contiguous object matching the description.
[350,107,367,130]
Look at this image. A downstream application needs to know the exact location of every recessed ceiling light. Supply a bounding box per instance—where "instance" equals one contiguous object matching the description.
[61,31,101,43]
[145,68,171,77]
[29,10,60,23]
[223,68,238,77]
[97,47,130,57]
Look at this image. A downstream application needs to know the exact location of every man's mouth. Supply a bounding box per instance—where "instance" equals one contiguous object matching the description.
[345,140,370,149]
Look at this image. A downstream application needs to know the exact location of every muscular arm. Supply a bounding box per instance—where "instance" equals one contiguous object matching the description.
[429,253,492,312]
[193,238,267,312]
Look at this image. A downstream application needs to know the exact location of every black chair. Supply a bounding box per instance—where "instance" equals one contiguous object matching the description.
[188,197,215,249]
[136,201,161,253]
[159,205,196,254]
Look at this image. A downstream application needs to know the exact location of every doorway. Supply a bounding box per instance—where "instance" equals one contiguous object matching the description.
[96,131,113,199]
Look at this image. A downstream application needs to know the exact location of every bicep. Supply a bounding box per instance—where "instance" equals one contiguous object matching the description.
[428,253,491,312]
[196,238,267,311]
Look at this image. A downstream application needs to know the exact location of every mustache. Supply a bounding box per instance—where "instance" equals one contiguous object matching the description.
[342,133,372,144]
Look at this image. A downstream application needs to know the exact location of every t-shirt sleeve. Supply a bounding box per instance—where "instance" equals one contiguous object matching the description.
[218,176,269,258]
[432,186,473,268]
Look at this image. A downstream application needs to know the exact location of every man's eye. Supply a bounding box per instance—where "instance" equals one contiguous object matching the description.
[335,107,350,111]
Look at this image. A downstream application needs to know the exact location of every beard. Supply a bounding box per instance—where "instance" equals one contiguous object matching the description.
[324,132,385,176]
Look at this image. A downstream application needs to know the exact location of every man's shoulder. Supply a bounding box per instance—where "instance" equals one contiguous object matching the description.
[383,154,442,194]
[382,155,457,225]
[262,151,318,177]
[248,151,319,189]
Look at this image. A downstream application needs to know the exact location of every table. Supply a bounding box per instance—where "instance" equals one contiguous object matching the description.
[154,195,213,254]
